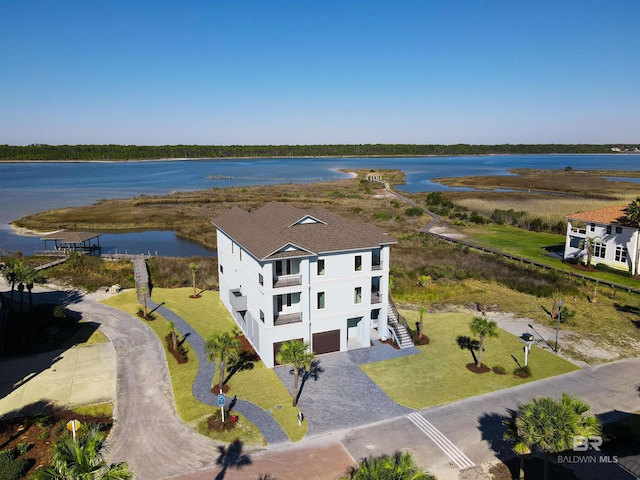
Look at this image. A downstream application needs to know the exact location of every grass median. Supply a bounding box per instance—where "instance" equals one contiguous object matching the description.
[360,311,579,409]
[102,288,307,443]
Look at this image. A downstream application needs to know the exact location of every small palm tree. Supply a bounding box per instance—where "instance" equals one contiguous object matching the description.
[23,264,43,312]
[418,307,426,339]
[344,451,435,480]
[550,291,560,319]
[2,258,25,303]
[189,261,198,297]
[578,236,600,267]
[469,316,498,368]
[276,339,314,407]
[31,423,132,479]
[206,329,241,392]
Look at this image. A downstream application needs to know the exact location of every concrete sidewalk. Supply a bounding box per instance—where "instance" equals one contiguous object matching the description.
[0,342,116,418]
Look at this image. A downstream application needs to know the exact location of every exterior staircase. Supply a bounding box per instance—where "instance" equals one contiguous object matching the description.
[387,301,414,349]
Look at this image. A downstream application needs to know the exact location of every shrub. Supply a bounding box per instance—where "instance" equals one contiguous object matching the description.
[513,365,531,378]
[469,211,485,224]
[492,365,506,374]
[372,211,392,221]
[0,450,29,480]
[404,206,423,217]
[52,305,67,319]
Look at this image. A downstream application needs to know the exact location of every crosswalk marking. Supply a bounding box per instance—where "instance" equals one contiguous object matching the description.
[407,412,475,469]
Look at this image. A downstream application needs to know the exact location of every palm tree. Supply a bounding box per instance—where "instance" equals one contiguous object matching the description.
[503,408,531,480]
[22,264,43,312]
[31,423,132,479]
[343,451,435,480]
[513,394,600,480]
[276,339,314,407]
[469,316,498,368]
[418,307,426,339]
[189,261,198,297]
[206,329,241,392]
[550,291,560,320]
[578,236,600,267]
[626,196,640,274]
[2,258,24,303]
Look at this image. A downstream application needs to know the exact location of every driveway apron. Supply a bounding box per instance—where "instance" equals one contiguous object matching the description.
[275,343,418,435]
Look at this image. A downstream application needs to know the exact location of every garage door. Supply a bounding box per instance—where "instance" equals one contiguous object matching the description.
[313,329,340,355]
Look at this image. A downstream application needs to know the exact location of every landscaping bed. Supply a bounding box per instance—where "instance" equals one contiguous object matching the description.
[0,404,112,479]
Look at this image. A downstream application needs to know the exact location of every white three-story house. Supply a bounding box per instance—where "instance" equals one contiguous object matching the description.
[212,202,397,368]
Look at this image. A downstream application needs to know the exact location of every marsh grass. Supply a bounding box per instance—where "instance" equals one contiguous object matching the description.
[404,278,640,362]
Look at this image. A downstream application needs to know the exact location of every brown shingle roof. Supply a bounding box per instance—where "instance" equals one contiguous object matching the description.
[566,206,633,226]
[40,231,101,243]
[212,202,396,260]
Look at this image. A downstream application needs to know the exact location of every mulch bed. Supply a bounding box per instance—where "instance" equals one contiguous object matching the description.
[466,362,491,374]
[211,384,230,394]
[207,412,238,432]
[165,335,188,363]
[188,294,201,299]
[413,335,430,346]
[0,405,112,479]
[378,338,400,349]
[137,311,155,321]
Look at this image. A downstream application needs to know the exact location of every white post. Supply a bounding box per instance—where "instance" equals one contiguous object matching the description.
[71,421,76,442]
[221,405,225,422]
[524,345,529,367]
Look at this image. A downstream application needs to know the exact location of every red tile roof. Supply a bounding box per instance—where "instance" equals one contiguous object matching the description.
[566,205,633,226]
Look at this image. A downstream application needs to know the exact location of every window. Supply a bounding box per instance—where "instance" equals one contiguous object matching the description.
[354,287,362,304]
[606,226,612,235]
[615,226,623,234]
[615,245,627,263]
[355,255,362,271]
[589,223,595,232]
[259,274,263,286]
[371,308,380,320]
[232,243,234,253]
[239,249,242,261]
[317,259,325,276]
[260,310,264,323]
[594,243,606,259]
[220,265,224,274]
[317,292,325,309]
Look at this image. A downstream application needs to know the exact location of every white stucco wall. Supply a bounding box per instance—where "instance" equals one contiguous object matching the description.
[564,219,639,273]
[217,228,392,367]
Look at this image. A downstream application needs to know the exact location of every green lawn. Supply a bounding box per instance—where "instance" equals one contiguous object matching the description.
[461,224,640,288]
[360,311,579,409]
[102,288,307,443]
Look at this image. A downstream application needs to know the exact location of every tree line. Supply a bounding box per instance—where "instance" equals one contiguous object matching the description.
[0,143,635,161]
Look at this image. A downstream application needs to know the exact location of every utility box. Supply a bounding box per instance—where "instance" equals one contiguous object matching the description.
[521,333,534,342]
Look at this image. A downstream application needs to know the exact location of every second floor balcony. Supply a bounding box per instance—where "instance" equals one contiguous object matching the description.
[273,274,302,288]
[274,312,303,326]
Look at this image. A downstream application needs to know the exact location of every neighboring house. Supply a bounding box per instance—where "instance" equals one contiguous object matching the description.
[564,205,639,274]
[212,202,398,368]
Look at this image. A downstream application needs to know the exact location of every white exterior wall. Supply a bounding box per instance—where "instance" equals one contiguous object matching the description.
[564,219,639,274]
[217,228,392,368]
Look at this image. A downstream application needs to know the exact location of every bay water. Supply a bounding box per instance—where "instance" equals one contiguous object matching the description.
[1,154,639,256]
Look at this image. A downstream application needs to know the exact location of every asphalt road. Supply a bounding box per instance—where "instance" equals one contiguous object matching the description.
[340,358,640,479]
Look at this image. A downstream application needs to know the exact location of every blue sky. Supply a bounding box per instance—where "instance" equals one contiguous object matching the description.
[1,1,639,145]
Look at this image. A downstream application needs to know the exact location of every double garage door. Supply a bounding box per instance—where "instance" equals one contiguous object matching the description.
[273,330,340,365]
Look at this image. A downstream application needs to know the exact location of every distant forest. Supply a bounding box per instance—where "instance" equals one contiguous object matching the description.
[0,143,637,161]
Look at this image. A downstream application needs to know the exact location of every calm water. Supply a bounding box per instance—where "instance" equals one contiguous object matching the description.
[1,154,639,255]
